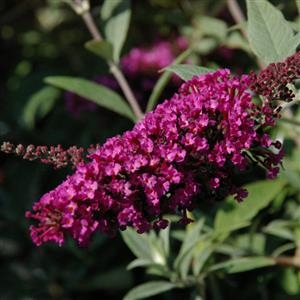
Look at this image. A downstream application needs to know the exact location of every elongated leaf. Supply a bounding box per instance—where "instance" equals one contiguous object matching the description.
[101,0,131,62]
[85,40,113,61]
[215,244,246,256]
[272,243,296,257]
[159,225,170,258]
[282,169,300,191]
[23,86,60,129]
[123,281,176,300]
[214,179,286,234]
[263,220,295,241]
[174,218,205,269]
[247,0,300,63]
[44,76,136,122]
[235,233,266,256]
[289,20,300,32]
[127,258,158,270]
[174,220,209,279]
[193,37,218,55]
[294,32,300,46]
[171,230,186,242]
[192,242,215,275]
[281,267,300,295]
[178,249,195,279]
[209,257,275,274]
[193,16,228,41]
[146,268,169,278]
[164,64,214,81]
[142,231,166,266]
[225,31,251,54]
[121,228,153,260]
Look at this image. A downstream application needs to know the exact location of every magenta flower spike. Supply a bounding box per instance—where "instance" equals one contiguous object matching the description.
[26,69,283,246]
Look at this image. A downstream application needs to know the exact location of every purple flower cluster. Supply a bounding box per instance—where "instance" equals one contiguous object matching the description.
[121,37,188,77]
[27,69,283,246]
[249,51,300,103]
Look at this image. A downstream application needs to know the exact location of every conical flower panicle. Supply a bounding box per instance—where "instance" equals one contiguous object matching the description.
[26,69,283,246]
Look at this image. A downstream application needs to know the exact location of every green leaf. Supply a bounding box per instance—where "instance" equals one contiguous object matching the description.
[101,0,131,62]
[127,258,158,270]
[164,64,214,81]
[214,179,287,234]
[123,281,176,300]
[271,185,288,212]
[215,244,246,257]
[146,264,170,277]
[282,169,300,191]
[294,32,300,46]
[235,233,266,255]
[192,242,215,275]
[84,40,113,61]
[23,86,60,129]
[281,267,300,295]
[174,218,205,269]
[272,243,296,257]
[44,76,136,122]
[246,0,300,63]
[180,248,197,279]
[158,225,170,258]
[288,19,300,32]
[228,21,248,33]
[225,31,251,54]
[144,231,167,266]
[174,219,208,278]
[170,230,186,242]
[193,16,228,41]
[120,228,153,260]
[263,220,295,241]
[193,37,218,55]
[209,257,275,274]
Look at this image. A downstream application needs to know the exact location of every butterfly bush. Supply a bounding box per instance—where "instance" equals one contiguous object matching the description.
[26,69,284,246]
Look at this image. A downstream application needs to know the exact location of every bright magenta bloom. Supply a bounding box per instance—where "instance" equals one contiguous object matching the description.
[26,69,282,246]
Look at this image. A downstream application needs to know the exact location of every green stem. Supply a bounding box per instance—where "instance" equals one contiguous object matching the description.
[73,0,143,121]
